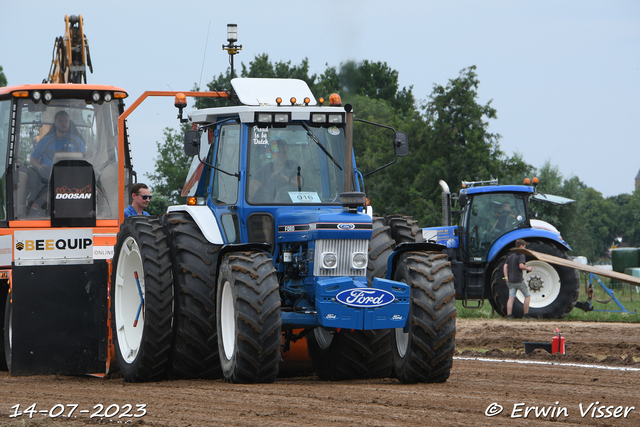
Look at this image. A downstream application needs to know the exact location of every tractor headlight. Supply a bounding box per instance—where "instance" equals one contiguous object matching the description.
[328,114,343,123]
[311,114,326,123]
[274,113,289,123]
[351,253,367,269]
[257,113,273,123]
[321,252,337,269]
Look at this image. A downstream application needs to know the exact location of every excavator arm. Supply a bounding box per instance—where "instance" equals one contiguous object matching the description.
[44,14,93,84]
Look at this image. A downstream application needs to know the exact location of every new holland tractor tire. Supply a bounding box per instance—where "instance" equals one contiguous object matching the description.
[490,240,580,319]
[385,215,423,244]
[162,212,222,380]
[111,217,174,382]
[217,251,281,383]
[307,215,395,380]
[391,251,456,383]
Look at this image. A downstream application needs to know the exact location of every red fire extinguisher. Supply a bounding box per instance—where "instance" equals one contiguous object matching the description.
[552,327,565,354]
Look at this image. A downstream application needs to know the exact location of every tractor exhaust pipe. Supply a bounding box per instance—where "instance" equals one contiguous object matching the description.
[439,180,451,227]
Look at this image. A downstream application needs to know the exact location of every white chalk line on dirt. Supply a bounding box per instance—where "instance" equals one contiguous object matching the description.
[454,356,640,372]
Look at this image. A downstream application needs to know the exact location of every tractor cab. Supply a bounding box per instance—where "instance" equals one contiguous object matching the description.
[461,186,531,262]
[0,85,129,223]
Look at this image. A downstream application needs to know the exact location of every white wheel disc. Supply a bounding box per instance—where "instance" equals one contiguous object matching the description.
[518,260,561,308]
[220,280,235,360]
[313,328,334,350]
[395,328,409,357]
[114,236,145,363]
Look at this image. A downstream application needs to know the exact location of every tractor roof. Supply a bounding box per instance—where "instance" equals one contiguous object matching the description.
[188,78,345,124]
[461,185,535,196]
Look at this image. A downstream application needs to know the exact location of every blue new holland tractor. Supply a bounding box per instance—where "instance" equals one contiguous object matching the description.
[110,78,456,384]
[423,179,580,319]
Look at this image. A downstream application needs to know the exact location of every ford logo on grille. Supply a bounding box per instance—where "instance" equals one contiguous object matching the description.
[337,223,355,230]
[335,288,395,308]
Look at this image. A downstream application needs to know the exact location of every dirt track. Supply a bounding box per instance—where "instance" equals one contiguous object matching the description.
[1,319,639,426]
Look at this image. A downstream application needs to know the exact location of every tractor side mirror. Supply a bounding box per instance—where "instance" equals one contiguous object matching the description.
[183,130,201,157]
[393,131,408,157]
[458,193,467,208]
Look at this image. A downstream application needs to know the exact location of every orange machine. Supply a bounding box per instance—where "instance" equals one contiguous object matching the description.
[0,83,131,375]
[0,14,135,375]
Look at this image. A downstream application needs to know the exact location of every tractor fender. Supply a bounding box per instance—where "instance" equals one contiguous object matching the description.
[385,241,447,280]
[487,228,572,263]
[167,205,224,244]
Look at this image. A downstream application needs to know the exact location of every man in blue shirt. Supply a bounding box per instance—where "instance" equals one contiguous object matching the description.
[30,110,86,174]
[124,183,152,218]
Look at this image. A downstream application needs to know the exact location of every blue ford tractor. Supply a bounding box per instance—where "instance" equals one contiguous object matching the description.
[110,78,456,384]
[423,179,580,319]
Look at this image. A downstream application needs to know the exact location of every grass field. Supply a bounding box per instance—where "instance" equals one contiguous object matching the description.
[456,272,640,322]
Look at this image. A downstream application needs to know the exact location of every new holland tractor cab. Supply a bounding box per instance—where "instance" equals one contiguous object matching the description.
[0,84,131,375]
[423,178,580,319]
[110,78,457,384]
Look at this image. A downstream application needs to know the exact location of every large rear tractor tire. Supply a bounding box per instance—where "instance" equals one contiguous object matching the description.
[111,217,174,382]
[367,216,396,282]
[391,251,456,383]
[490,240,580,319]
[217,252,281,383]
[385,215,423,244]
[163,212,222,379]
[306,327,392,380]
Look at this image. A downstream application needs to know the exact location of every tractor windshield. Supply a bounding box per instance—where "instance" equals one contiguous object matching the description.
[247,124,346,205]
[466,192,527,262]
[13,98,121,220]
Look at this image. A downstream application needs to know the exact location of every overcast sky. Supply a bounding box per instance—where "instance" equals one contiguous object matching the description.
[2,1,638,197]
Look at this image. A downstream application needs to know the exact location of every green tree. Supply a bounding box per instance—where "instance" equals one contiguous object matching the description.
[397,66,533,226]
[319,60,415,113]
[145,125,191,215]
[0,66,7,87]
[609,189,640,248]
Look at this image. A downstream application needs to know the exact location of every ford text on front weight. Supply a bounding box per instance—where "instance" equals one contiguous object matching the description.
[336,288,395,308]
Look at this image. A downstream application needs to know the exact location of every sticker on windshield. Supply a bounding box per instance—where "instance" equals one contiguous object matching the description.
[252,127,269,145]
[328,126,340,136]
[288,192,321,203]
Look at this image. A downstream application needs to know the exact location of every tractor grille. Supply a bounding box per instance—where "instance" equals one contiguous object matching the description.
[314,239,368,277]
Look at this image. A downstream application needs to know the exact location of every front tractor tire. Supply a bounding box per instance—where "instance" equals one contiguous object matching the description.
[490,240,580,319]
[217,252,281,383]
[391,251,456,383]
[111,217,174,382]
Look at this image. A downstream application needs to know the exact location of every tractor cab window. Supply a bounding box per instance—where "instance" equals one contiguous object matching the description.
[211,124,240,205]
[466,192,527,261]
[247,124,345,205]
[13,99,121,220]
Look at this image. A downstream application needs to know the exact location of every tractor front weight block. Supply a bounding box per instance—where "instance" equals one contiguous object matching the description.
[315,277,410,330]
